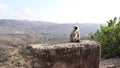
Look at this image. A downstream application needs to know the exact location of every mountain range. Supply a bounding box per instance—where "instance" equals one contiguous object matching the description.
[0,19,101,38]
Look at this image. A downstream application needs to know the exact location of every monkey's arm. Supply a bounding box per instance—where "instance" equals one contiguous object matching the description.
[77,31,80,39]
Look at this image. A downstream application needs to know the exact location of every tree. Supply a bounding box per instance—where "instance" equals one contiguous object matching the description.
[88,17,120,58]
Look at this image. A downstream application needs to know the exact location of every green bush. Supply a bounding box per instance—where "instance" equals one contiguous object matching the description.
[88,17,120,58]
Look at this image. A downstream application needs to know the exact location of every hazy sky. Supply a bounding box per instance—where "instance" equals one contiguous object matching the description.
[0,0,120,24]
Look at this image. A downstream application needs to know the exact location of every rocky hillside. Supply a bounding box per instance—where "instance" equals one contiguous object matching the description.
[1,40,120,68]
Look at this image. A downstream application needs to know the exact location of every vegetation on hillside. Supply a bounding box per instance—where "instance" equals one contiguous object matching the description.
[0,34,41,47]
[0,33,70,47]
[88,17,120,58]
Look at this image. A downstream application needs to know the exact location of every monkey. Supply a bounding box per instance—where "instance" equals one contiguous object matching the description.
[70,26,80,42]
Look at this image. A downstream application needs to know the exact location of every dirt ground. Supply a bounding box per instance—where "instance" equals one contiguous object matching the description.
[100,58,120,68]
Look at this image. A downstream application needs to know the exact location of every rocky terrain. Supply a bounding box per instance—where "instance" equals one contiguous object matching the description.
[100,58,120,68]
[0,40,120,68]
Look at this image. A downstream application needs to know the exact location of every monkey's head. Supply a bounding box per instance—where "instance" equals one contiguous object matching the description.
[74,26,79,30]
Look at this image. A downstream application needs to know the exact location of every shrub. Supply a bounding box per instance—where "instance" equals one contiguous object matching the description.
[88,17,120,58]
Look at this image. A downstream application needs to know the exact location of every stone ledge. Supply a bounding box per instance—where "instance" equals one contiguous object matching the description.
[27,40,101,68]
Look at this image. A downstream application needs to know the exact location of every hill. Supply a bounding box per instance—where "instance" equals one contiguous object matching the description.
[0,19,101,43]
[0,19,101,36]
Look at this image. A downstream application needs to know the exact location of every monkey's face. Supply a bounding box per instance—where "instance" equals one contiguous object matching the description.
[74,27,78,30]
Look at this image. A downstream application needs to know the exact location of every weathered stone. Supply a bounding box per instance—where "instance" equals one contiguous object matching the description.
[28,40,101,68]
[0,55,7,62]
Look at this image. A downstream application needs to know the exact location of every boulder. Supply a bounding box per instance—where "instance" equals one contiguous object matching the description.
[27,40,101,68]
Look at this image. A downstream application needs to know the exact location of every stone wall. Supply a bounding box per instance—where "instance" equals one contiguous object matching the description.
[27,40,101,68]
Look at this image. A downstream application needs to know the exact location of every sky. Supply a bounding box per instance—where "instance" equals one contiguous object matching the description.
[0,0,120,24]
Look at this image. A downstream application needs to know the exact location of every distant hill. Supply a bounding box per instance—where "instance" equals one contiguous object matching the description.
[0,19,101,38]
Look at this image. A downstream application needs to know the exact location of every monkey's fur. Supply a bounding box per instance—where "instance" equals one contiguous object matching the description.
[70,26,80,42]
